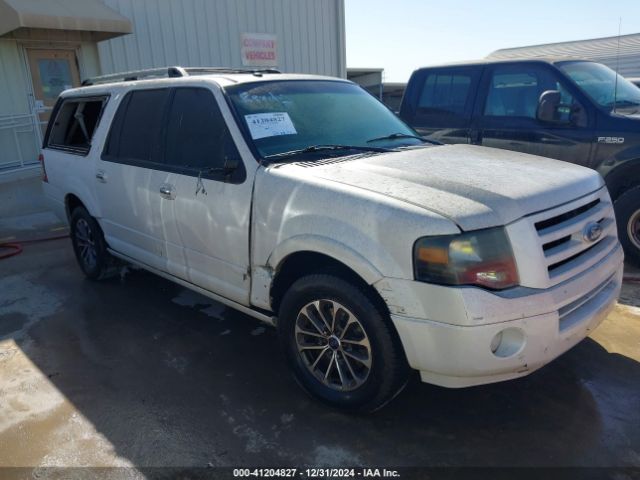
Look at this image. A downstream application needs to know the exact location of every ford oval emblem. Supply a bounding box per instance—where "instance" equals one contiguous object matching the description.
[583,222,603,243]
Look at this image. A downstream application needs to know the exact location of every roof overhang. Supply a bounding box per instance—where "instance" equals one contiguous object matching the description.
[0,0,132,41]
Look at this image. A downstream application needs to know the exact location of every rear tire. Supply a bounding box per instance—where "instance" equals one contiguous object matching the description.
[278,273,410,412]
[69,206,114,280]
[614,186,640,266]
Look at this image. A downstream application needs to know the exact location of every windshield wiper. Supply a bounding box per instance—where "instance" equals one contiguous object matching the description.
[366,132,439,144]
[263,144,391,161]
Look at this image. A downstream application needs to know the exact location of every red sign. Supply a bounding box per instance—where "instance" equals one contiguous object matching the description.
[241,33,277,67]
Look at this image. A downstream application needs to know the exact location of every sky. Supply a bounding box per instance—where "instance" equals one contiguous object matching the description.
[345,0,640,82]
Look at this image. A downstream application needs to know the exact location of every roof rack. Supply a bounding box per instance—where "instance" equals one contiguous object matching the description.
[81,66,281,86]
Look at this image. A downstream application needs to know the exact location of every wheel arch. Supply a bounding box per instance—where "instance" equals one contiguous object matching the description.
[266,236,386,315]
[64,193,88,220]
[603,158,640,201]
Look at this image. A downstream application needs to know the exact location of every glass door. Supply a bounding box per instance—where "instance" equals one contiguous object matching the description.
[26,49,81,136]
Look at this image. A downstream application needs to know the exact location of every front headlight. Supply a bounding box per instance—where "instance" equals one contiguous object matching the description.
[413,227,519,290]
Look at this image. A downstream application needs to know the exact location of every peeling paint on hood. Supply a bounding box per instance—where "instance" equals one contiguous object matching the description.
[294,144,604,231]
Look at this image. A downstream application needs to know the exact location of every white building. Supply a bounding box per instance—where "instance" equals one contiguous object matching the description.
[0,0,346,175]
[488,33,640,78]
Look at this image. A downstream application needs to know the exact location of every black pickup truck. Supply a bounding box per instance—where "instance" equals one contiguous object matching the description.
[400,58,640,264]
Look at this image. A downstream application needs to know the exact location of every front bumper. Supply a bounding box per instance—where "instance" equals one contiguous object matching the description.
[377,244,623,388]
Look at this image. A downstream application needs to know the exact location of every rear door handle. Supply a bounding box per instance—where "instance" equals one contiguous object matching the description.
[159,184,175,200]
[95,170,107,183]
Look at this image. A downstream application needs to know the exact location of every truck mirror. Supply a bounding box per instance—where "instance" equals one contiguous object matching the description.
[537,90,562,123]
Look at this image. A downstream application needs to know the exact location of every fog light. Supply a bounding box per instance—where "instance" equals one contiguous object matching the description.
[490,331,503,353]
[490,328,525,358]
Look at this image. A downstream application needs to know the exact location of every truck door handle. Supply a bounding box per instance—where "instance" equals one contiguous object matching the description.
[95,170,107,183]
[159,184,175,200]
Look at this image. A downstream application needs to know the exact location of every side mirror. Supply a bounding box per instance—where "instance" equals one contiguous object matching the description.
[536,90,562,123]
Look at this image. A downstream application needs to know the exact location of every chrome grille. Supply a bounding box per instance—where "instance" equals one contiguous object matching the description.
[533,189,618,286]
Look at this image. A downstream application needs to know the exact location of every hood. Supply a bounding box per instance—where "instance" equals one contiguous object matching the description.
[288,144,604,231]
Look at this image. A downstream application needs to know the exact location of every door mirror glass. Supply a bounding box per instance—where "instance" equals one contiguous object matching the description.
[536,90,567,123]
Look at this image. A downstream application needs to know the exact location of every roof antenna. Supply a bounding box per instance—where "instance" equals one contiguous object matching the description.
[613,17,622,114]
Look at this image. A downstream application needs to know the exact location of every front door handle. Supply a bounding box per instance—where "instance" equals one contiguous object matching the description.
[95,170,107,183]
[159,184,175,200]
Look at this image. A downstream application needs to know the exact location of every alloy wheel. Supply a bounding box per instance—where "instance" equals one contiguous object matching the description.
[75,218,98,270]
[295,299,372,391]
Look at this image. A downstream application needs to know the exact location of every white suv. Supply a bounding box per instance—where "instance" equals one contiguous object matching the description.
[42,66,623,411]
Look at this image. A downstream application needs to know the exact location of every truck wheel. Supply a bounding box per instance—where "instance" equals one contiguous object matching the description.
[614,186,640,266]
[70,206,113,280]
[278,274,409,412]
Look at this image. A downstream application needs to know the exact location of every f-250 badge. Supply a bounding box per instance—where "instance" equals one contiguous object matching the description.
[597,137,625,144]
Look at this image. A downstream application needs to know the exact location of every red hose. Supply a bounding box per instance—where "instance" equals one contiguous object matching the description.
[0,233,69,260]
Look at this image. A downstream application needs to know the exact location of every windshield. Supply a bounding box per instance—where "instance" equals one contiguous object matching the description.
[226,80,423,159]
[558,61,640,111]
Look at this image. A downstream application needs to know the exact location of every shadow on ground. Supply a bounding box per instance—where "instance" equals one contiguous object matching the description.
[1,240,639,471]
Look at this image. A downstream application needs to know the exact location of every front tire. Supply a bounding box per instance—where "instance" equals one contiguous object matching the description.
[278,274,409,412]
[69,207,113,280]
[614,186,640,266]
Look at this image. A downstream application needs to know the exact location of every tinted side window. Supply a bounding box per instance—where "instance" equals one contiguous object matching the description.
[47,96,108,154]
[164,88,239,170]
[418,73,472,116]
[105,89,170,162]
[484,66,586,124]
[485,71,543,118]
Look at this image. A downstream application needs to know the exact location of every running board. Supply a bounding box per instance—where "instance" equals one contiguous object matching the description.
[108,249,277,327]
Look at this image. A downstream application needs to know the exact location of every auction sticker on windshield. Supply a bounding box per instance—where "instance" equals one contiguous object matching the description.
[245,112,297,140]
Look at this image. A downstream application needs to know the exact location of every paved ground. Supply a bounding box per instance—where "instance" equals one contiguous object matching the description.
[1,181,639,476]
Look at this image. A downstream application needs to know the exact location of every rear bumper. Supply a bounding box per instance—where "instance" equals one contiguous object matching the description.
[383,244,623,388]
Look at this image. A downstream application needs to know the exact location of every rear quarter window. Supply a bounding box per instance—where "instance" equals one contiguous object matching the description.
[46,96,109,155]
[407,68,480,125]
[418,73,472,116]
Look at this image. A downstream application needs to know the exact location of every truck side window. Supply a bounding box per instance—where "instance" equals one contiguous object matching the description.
[484,66,584,124]
[485,71,542,118]
[164,88,239,171]
[104,89,170,163]
[418,73,472,116]
[47,96,108,155]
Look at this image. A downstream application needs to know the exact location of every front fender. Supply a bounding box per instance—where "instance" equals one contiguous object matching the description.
[268,234,385,284]
[249,234,386,311]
